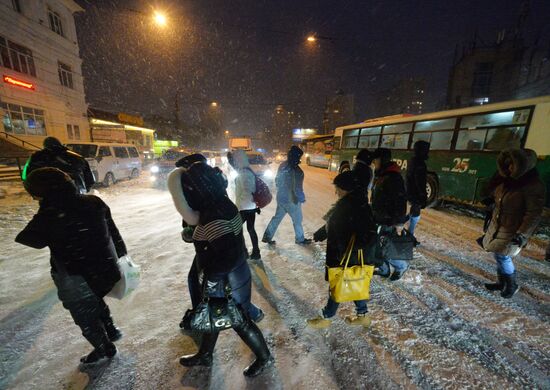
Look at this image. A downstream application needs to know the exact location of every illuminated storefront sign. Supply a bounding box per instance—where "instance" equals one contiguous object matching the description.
[3,75,35,90]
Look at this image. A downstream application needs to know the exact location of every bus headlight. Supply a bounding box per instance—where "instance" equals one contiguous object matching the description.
[150,165,160,173]
[263,169,274,179]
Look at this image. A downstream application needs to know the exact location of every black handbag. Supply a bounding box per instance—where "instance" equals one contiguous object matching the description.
[181,281,246,333]
[376,228,416,261]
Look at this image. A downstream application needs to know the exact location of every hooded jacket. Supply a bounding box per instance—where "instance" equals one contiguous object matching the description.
[371,162,408,226]
[406,141,430,206]
[15,192,124,296]
[482,149,546,256]
[26,146,95,194]
[232,150,257,211]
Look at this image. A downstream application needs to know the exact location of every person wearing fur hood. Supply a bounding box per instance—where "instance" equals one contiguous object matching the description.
[481,148,546,298]
[231,150,261,259]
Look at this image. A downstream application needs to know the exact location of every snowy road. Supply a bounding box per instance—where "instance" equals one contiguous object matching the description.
[1,165,549,390]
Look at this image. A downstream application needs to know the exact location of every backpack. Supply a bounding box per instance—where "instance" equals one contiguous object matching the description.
[246,168,272,208]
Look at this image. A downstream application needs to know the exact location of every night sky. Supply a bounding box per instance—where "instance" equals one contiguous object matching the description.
[75,0,550,135]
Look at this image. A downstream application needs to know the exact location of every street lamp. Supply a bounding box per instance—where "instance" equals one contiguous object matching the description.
[153,10,167,27]
[307,35,316,43]
[210,101,218,107]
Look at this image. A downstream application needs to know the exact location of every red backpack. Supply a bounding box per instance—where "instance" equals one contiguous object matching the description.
[246,168,272,208]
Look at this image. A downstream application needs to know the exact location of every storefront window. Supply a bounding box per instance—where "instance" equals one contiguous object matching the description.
[0,102,46,136]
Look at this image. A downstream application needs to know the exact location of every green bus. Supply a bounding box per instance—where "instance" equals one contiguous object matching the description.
[329,96,550,208]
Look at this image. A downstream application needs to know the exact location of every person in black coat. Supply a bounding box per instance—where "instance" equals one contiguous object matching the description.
[15,168,126,366]
[371,148,410,281]
[352,149,374,202]
[406,141,430,236]
[308,171,378,328]
[168,162,272,377]
[24,137,95,194]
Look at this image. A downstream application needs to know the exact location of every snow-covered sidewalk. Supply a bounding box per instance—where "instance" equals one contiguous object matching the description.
[0,166,548,389]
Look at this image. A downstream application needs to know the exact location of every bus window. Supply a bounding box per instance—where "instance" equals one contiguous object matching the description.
[358,135,380,148]
[381,133,410,149]
[430,131,453,149]
[383,123,412,133]
[461,109,530,129]
[484,126,525,150]
[456,129,486,150]
[343,128,360,149]
[360,126,382,135]
[412,132,431,144]
[415,118,456,132]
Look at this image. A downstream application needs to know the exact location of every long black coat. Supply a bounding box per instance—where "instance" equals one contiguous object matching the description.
[315,191,378,279]
[372,162,408,226]
[16,194,124,296]
[26,147,95,193]
[352,162,373,201]
[406,141,429,206]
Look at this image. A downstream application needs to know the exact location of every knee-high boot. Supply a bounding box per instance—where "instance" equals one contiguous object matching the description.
[234,320,273,377]
[179,332,219,367]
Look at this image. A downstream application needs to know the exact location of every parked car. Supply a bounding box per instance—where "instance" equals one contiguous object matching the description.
[66,142,141,187]
[149,148,189,187]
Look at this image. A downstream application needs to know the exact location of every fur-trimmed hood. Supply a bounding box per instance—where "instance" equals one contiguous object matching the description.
[167,168,200,226]
[497,149,537,179]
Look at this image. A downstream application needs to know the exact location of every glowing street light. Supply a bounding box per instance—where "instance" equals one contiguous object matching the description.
[153,10,167,27]
[306,35,316,43]
[210,101,218,107]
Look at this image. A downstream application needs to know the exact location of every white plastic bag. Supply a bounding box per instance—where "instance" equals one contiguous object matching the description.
[108,255,141,299]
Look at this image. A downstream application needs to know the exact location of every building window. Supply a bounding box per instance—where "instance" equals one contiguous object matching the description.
[471,62,493,98]
[1,102,46,136]
[66,124,81,140]
[0,36,36,77]
[48,8,64,37]
[11,0,21,13]
[66,124,73,139]
[58,62,73,88]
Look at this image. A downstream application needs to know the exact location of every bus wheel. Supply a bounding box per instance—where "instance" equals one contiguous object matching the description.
[426,174,439,207]
[339,161,351,173]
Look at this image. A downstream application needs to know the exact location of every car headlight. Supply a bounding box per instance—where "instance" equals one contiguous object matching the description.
[150,165,159,173]
[263,169,274,179]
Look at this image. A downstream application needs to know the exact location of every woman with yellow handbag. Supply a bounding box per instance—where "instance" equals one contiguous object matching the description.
[307,171,379,329]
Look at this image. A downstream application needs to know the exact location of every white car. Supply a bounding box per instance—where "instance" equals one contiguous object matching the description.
[246,152,274,182]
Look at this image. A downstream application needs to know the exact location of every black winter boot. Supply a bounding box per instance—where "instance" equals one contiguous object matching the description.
[501,273,519,299]
[80,330,117,365]
[484,272,505,291]
[179,332,219,367]
[235,320,273,377]
[99,299,123,342]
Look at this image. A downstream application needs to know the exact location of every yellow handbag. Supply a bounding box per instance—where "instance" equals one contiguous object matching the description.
[327,235,375,303]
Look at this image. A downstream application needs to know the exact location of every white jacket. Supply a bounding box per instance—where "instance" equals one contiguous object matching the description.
[233,150,257,211]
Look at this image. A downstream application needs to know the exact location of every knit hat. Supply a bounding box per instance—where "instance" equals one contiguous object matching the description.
[372,148,392,165]
[25,167,76,198]
[43,137,65,151]
[333,171,356,192]
[175,153,207,168]
[356,149,373,165]
[182,163,227,209]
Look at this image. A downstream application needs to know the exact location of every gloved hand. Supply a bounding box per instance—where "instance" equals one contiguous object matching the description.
[181,226,195,243]
[511,233,528,248]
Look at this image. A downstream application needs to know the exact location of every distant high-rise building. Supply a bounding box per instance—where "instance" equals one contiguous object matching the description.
[322,90,355,134]
[375,78,425,117]
[270,105,300,151]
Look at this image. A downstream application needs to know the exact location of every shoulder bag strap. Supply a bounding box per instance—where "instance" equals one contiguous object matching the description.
[339,234,356,268]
